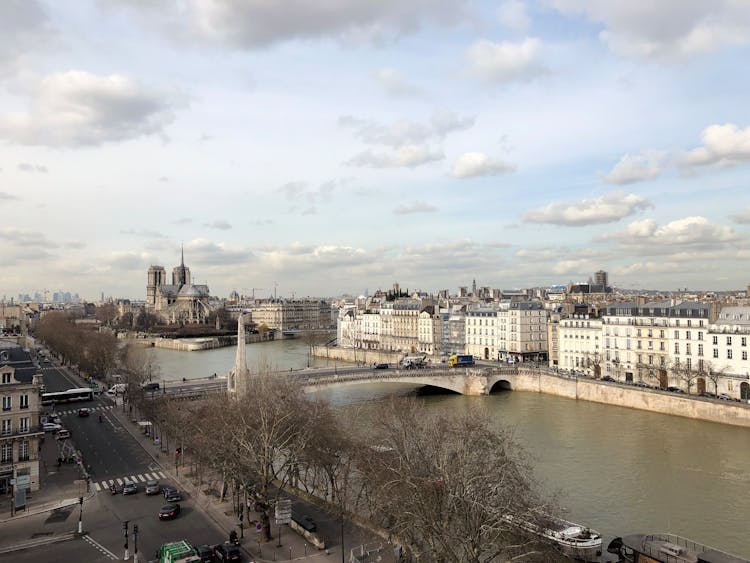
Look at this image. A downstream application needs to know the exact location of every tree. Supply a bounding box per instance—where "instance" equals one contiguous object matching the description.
[357,398,556,562]
[671,360,703,395]
[703,361,726,397]
[95,303,118,327]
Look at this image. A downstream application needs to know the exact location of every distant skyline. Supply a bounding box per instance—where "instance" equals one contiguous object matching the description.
[2,1,750,300]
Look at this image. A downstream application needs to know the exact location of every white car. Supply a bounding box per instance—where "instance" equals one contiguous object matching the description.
[42,422,62,432]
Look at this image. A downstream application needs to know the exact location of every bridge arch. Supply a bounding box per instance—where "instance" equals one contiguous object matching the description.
[488,379,513,393]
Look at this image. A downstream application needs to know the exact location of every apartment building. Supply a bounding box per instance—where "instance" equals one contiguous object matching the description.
[556,314,602,376]
[250,299,332,331]
[506,301,548,362]
[708,306,750,399]
[465,308,499,360]
[379,299,420,352]
[417,306,442,356]
[0,346,43,495]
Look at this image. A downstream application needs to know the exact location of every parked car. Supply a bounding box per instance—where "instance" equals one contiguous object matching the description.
[42,422,62,432]
[157,503,181,520]
[145,480,160,495]
[666,386,685,394]
[122,481,137,495]
[56,429,71,440]
[699,392,715,398]
[78,408,91,417]
[373,363,390,370]
[600,376,615,382]
[296,515,317,532]
[213,544,241,562]
[718,393,734,401]
[142,382,160,392]
[194,545,215,562]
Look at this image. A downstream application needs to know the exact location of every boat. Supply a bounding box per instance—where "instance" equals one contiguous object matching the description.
[503,513,603,561]
[607,533,749,563]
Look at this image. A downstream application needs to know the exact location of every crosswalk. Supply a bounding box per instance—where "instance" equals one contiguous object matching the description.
[93,470,169,491]
[54,405,114,415]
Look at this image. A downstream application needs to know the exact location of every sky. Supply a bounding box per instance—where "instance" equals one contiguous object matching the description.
[1,0,750,301]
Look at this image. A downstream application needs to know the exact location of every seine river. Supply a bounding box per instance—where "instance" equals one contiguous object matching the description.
[148,339,750,557]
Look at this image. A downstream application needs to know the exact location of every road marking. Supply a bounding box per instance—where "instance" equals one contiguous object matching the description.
[116,478,123,485]
[94,482,101,491]
[129,475,138,483]
[137,475,146,482]
[158,471,167,479]
[83,534,118,560]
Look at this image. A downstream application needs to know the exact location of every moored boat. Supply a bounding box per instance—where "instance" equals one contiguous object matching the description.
[607,533,749,563]
[503,513,603,561]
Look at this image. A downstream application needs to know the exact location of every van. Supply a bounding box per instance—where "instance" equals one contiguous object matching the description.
[56,429,71,440]
[142,382,160,392]
[107,383,127,395]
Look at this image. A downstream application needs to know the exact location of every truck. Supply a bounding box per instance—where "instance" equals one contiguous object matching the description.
[400,355,427,369]
[448,354,475,368]
[158,540,201,563]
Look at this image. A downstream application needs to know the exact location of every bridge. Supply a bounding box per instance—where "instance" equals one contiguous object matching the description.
[157,365,530,398]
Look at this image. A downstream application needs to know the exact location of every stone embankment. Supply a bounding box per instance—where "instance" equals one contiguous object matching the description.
[130,332,275,351]
[312,345,403,365]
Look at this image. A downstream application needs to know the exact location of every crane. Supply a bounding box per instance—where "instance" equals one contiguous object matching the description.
[242,288,265,300]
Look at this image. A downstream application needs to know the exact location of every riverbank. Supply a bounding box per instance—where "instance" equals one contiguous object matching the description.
[311,345,402,365]
[130,331,275,351]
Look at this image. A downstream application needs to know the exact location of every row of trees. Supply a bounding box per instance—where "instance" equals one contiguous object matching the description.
[128,373,561,562]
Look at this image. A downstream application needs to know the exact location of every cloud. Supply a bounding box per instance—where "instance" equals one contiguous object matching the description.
[0,70,182,147]
[277,181,308,199]
[497,0,531,31]
[17,162,47,173]
[0,191,20,202]
[548,1,750,59]
[451,152,516,178]
[120,228,168,239]
[393,201,438,214]
[599,216,738,248]
[158,176,169,182]
[730,207,750,224]
[604,151,666,184]
[172,217,193,225]
[203,220,232,230]
[0,227,55,248]
[118,0,470,48]
[348,144,444,168]
[0,1,50,71]
[375,68,422,97]
[187,238,254,266]
[523,192,651,226]
[680,123,750,169]
[467,37,544,83]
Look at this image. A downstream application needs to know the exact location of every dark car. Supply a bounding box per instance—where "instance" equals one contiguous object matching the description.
[600,376,615,382]
[165,489,182,502]
[194,544,215,563]
[142,382,160,392]
[296,515,317,532]
[78,408,91,417]
[213,543,241,562]
[162,485,178,498]
[666,386,685,393]
[373,363,389,370]
[122,481,137,495]
[158,503,181,520]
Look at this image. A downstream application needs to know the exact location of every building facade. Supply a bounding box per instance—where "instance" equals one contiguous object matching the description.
[145,251,211,324]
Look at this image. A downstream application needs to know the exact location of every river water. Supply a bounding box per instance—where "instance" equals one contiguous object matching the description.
[147,340,750,557]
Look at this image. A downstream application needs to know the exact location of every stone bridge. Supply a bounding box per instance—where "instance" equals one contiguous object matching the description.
[295,366,527,396]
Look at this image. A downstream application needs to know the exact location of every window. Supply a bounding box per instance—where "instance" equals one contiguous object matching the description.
[1,419,10,436]
[20,394,28,409]
[19,440,29,461]
[728,349,733,359]
[1,442,11,463]
[674,330,679,339]
[698,344,703,356]
[743,351,748,361]
[686,331,691,340]
[713,335,718,345]
[713,349,719,358]
[648,355,653,365]
[19,417,28,433]
[743,337,747,347]
[687,319,692,327]
[674,343,680,354]
[686,358,692,370]
[698,332,703,341]
[686,343,691,355]
[660,330,665,338]
[1,396,10,411]
[727,337,733,346]
[1,373,9,384]
[698,359,704,372]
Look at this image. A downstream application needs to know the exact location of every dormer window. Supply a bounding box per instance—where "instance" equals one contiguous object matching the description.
[1,372,10,384]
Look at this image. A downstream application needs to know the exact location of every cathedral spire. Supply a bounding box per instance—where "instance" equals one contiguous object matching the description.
[181,242,184,268]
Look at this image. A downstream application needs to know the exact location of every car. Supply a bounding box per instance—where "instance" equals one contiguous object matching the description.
[718,393,734,401]
[194,545,215,562]
[213,544,241,562]
[600,376,615,382]
[373,363,390,370]
[666,386,685,394]
[162,485,177,498]
[145,480,160,495]
[157,503,181,520]
[42,422,62,432]
[122,481,137,495]
[165,489,183,502]
[55,429,71,440]
[296,515,317,532]
[142,382,160,392]
[78,408,91,417]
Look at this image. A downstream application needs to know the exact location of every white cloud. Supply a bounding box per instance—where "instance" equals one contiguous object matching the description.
[523,192,651,226]
[375,68,422,97]
[681,123,750,169]
[0,1,50,72]
[0,227,55,248]
[0,192,20,202]
[466,37,543,83]
[599,216,738,247]
[548,0,750,59]
[17,162,48,173]
[116,0,470,48]
[393,201,438,215]
[187,238,254,266]
[604,151,666,184]
[497,1,531,31]
[0,70,182,147]
[730,207,750,224]
[348,144,444,168]
[451,152,516,178]
[203,220,232,230]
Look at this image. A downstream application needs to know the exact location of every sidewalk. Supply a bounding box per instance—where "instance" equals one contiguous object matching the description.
[109,402,345,562]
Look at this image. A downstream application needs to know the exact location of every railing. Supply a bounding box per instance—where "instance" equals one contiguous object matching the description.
[0,426,41,437]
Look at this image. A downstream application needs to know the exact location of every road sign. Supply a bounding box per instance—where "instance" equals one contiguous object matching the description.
[15,476,30,485]
[256,522,263,533]
[275,499,292,524]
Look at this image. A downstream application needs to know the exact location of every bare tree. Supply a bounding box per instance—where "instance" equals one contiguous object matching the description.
[671,360,703,395]
[703,361,725,397]
[357,398,556,562]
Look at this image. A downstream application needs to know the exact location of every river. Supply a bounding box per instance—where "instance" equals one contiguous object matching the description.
[147,340,750,557]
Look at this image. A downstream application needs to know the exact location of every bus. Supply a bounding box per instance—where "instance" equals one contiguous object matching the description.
[40,388,94,405]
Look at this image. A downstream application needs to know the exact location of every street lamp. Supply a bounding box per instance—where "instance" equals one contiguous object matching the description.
[133,524,139,563]
[123,520,129,560]
[78,496,83,534]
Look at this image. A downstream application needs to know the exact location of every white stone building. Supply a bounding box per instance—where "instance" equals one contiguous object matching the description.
[557,314,602,376]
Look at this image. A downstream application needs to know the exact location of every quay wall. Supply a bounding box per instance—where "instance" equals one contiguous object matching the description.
[131,332,274,351]
[513,369,750,428]
[312,345,402,365]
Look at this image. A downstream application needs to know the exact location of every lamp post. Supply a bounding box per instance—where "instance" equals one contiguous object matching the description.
[78,496,83,534]
[133,524,139,563]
